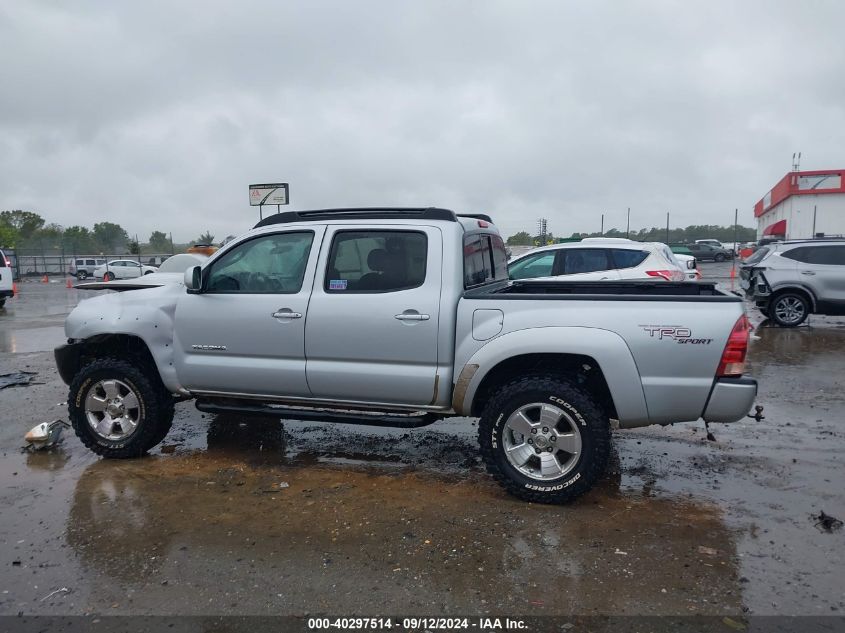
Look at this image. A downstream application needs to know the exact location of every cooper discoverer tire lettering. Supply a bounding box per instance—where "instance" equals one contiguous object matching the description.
[478,374,611,504]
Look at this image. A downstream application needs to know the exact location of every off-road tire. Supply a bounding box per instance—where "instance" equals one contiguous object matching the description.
[68,358,174,458]
[0,298,5,308]
[770,291,810,328]
[76,271,88,280]
[478,374,611,504]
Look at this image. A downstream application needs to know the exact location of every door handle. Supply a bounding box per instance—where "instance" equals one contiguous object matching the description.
[272,309,302,319]
[394,313,430,321]
[801,271,816,276]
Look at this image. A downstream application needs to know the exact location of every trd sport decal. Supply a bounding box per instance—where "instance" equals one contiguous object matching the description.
[640,325,713,345]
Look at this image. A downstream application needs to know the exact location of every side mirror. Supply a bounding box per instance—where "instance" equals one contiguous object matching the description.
[184,266,202,292]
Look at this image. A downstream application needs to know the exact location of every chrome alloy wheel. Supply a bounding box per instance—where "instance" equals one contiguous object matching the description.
[502,402,582,481]
[84,379,141,441]
[774,296,806,325]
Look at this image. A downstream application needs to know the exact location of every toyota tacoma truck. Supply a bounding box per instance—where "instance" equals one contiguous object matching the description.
[55,208,757,504]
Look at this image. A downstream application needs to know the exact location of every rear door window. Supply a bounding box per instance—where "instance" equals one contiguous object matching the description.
[0,250,7,268]
[325,230,427,293]
[562,249,610,274]
[611,249,649,269]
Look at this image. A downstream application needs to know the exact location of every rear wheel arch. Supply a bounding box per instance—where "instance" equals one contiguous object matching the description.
[770,285,816,311]
[470,352,617,419]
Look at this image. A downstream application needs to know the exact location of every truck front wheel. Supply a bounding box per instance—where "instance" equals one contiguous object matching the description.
[478,375,611,504]
[68,358,174,458]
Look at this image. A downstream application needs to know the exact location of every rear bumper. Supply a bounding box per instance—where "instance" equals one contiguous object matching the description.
[0,289,13,298]
[702,377,758,423]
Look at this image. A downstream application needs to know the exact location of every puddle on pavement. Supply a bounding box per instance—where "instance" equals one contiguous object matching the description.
[0,409,744,616]
[0,326,67,353]
[52,452,740,615]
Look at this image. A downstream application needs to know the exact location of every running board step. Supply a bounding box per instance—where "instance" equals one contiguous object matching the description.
[194,398,442,428]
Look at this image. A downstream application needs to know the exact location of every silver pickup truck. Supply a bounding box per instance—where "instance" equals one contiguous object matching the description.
[55,208,757,503]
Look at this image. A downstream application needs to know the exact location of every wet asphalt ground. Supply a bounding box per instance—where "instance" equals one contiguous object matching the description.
[0,263,843,620]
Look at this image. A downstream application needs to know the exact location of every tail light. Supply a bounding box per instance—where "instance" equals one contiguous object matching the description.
[646,270,685,281]
[717,314,751,377]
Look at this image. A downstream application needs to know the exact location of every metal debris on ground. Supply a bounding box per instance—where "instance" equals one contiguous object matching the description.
[23,420,70,451]
[40,587,70,602]
[813,511,843,533]
[0,371,37,389]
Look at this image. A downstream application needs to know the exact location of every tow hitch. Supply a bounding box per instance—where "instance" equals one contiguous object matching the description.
[747,405,765,422]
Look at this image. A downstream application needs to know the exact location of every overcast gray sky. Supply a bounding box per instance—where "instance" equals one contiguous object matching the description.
[2,1,844,242]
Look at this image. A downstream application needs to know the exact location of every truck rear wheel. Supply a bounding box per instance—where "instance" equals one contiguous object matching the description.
[478,375,610,504]
[68,358,174,458]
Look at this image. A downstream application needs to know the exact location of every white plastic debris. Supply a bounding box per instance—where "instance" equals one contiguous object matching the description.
[24,420,70,450]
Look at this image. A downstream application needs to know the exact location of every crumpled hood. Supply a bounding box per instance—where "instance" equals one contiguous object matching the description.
[65,283,183,340]
[64,283,186,393]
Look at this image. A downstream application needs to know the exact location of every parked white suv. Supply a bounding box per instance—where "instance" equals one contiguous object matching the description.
[508,238,687,282]
[0,248,13,308]
[93,259,157,281]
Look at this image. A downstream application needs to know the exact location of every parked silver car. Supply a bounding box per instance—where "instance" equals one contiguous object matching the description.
[742,240,845,326]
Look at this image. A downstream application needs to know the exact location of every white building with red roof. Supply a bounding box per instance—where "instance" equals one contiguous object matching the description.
[754,169,845,240]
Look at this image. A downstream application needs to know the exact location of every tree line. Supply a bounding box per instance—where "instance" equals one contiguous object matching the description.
[0,210,217,254]
[506,224,758,246]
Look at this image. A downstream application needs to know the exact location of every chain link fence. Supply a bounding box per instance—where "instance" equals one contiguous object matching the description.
[4,249,175,279]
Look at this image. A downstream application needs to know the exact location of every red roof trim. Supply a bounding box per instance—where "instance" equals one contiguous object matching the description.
[754,169,845,218]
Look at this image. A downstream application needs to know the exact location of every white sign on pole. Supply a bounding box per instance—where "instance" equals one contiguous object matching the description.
[249,183,289,206]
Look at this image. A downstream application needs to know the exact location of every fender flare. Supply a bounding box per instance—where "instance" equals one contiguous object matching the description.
[768,283,817,310]
[456,327,650,426]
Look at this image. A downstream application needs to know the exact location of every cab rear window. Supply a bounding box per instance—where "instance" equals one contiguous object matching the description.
[464,234,508,288]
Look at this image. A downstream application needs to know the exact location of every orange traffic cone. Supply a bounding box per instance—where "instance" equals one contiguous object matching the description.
[41,274,49,283]
[66,277,73,288]
[12,281,18,296]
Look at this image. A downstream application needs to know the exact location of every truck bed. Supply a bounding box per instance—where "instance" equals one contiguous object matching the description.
[455,279,749,427]
[465,279,741,300]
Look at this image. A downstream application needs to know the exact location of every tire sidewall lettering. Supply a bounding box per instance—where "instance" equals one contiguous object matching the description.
[525,472,580,491]
[492,391,588,492]
[549,395,587,426]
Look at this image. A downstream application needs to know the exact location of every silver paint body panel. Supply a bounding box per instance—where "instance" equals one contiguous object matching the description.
[63,215,753,429]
